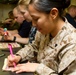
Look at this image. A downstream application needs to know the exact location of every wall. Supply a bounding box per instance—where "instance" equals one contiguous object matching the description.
[0,0,76,22]
[0,4,16,22]
[71,0,76,5]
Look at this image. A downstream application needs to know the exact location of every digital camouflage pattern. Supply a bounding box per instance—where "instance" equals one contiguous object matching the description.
[16,19,76,75]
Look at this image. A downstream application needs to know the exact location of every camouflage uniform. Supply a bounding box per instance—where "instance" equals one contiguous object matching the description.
[16,19,76,75]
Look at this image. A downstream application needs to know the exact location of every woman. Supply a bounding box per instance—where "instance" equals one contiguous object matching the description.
[17,0,37,43]
[0,0,36,44]
[7,0,76,75]
[2,10,20,30]
[65,5,76,28]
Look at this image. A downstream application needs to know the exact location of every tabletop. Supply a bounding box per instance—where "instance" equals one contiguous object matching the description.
[0,47,34,75]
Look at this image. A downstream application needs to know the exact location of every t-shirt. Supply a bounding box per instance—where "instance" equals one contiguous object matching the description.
[18,20,31,38]
[65,13,76,28]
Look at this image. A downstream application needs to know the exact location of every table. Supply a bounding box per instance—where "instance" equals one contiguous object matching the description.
[0,42,21,50]
[0,48,34,75]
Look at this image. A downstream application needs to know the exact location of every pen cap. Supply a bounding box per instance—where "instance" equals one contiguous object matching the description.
[4,28,7,32]
[4,28,8,35]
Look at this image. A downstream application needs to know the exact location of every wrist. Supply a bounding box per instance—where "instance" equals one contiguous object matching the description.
[13,36,16,42]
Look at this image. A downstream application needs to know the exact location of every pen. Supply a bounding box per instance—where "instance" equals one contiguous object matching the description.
[8,44,16,67]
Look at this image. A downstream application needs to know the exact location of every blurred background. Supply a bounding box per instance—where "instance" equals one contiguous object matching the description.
[0,0,76,21]
[0,0,18,22]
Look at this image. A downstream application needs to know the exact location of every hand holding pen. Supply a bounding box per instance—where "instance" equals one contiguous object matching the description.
[8,44,16,67]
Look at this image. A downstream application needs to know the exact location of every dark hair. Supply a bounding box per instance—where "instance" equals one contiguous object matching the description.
[29,0,70,16]
[8,10,14,19]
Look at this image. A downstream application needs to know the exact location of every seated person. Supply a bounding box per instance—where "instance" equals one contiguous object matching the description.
[65,5,76,28]
[2,10,20,30]
[7,0,76,75]
[0,3,36,45]
[0,6,31,39]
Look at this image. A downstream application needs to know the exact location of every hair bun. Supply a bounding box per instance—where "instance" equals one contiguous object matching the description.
[62,0,71,8]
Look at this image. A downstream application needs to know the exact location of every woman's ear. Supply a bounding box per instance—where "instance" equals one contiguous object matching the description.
[50,8,58,19]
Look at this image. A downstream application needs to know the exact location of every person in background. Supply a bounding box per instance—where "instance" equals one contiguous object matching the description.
[10,7,31,38]
[2,10,20,30]
[65,5,76,28]
[0,6,31,39]
[6,0,76,74]
[17,0,37,43]
[0,11,19,30]
[1,0,37,44]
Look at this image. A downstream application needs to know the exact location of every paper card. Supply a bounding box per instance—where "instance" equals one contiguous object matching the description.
[2,58,14,71]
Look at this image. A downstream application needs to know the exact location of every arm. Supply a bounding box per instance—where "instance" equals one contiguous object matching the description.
[3,31,29,44]
[8,30,22,38]
[8,30,18,35]
[12,34,21,38]
[7,31,40,67]
[11,44,76,75]
[21,43,76,75]
[7,29,76,75]
[9,32,76,75]
[0,28,18,36]
[15,37,29,44]
[16,36,76,75]
[34,44,76,75]
[14,31,57,75]
[16,31,40,61]
[9,36,29,44]
[58,43,76,75]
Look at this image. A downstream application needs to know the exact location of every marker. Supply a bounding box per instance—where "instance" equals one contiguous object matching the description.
[4,28,8,36]
[8,44,16,67]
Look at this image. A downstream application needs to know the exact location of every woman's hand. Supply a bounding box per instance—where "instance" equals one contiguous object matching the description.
[4,19,13,24]
[11,62,39,73]
[7,54,21,67]
[3,32,13,41]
